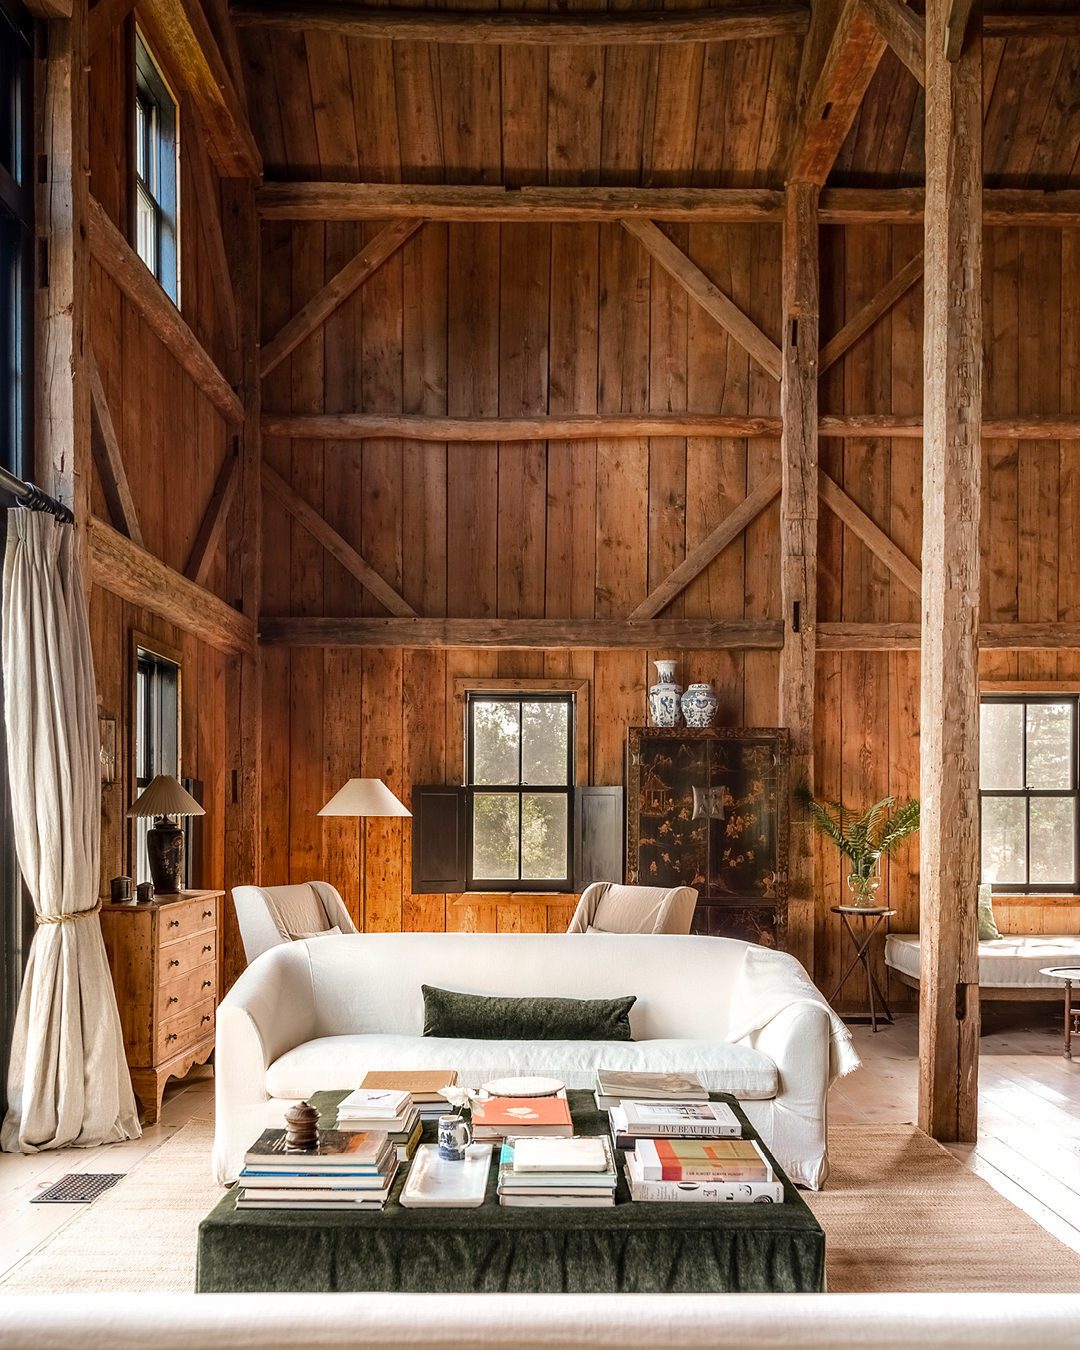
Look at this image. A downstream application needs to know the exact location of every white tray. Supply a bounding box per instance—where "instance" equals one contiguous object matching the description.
[399,1144,493,1208]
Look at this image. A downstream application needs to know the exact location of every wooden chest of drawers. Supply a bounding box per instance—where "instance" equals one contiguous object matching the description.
[100,889,223,1123]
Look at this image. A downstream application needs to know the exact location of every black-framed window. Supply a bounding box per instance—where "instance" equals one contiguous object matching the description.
[0,0,33,477]
[135,648,180,884]
[465,693,575,892]
[134,31,179,303]
[980,695,1079,893]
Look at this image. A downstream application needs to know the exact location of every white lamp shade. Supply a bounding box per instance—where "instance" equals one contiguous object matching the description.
[127,774,206,819]
[318,778,411,818]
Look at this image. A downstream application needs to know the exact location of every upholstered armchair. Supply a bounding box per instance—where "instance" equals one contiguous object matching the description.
[231,882,358,965]
[566,882,698,935]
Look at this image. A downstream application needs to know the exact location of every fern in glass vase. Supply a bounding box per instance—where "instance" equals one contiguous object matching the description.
[801,792,920,908]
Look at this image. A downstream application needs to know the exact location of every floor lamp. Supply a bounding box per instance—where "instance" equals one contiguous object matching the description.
[318,778,411,926]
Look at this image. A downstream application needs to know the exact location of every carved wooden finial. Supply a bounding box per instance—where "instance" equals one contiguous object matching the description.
[284,1100,319,1151]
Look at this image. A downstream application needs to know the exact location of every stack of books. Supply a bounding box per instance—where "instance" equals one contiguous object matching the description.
[497,1136,618,1208]
[236,1128,398,1210]
[594,1069,709,1110]
[360,1070,459,1123]
[472,1095,573,1141]
[609,1098,741,1151]
[336,1087,423,1160]
[625,1137,783,1204]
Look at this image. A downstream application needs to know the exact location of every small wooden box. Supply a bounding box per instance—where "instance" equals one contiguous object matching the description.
[100,889,223,1123]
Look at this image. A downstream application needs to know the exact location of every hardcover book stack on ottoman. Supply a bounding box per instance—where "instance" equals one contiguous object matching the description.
[496,1135,618,1208]
[235,1128,398,1210]
[335,1088,423,1161]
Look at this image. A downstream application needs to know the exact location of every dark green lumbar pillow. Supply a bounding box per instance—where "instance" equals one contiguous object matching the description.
[421,985,636,1041]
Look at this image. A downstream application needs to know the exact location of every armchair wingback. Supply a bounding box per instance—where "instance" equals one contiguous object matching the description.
[231,882,357,964]
[566,882,698,934]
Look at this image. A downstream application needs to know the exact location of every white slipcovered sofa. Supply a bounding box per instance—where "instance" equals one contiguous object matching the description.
[214,932,857,1189]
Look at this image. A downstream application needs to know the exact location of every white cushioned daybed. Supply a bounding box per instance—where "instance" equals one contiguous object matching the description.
[885,932,1080,998]
[213,932,858,1190]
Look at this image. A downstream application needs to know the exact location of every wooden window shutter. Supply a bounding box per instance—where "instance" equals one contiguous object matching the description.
[411,787,468,894]
[573,787,625,891]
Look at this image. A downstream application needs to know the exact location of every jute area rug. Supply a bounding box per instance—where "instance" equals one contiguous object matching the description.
[2,1121,1078,1294]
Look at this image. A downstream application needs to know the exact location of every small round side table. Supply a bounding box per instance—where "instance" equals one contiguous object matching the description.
[1039,967,1080,1060]
[828,906,896,1032]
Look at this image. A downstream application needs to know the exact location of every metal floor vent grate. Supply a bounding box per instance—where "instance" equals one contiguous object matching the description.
[32,1173,124,1204]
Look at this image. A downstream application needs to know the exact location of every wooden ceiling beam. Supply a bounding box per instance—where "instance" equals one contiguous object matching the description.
[256,182,1080,226]
[787,0,887,185]
[819,251,924,373]
[943,0,976,58]
[818,623,1080,651]
[982,9,1080,39]
[89,517,255,654]
[259,218,423,377]
[262,411,1080,442]
[88,195,244,423]
[622,218,783,380]
[860,0,924,83]
[261,462,417,617]
[88,0,137,53]
[258,617,785,650]
[628,472,783,620]
[26,0,72,17]
[231,2,810,44]
[139,0,261,177]
[185,448,241,587]
[88,348,144,547]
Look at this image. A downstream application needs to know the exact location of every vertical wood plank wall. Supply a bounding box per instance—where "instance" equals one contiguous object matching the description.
[85,19,238,968]
[259,218,1080,997]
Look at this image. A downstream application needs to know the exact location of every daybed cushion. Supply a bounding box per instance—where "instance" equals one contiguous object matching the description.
[264,1034,779,1101]
[886,932,1080,988]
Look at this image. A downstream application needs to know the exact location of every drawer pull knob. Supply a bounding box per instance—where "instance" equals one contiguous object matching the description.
[168,995,178,1006]
[202,980,212,990]
[168,959,179,968]
[202,910,213,919]
[166,1033,177,1044]
[201,1014,211,1024]
[168,919,179,929]
[202,944,212,954]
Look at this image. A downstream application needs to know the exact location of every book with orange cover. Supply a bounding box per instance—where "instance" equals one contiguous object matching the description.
[472,1096,573,1138]
[635,1137,773,1182]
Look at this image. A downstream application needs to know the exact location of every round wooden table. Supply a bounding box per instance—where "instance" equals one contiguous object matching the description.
[1039,967,1080,1060]
[828,906,896,1033]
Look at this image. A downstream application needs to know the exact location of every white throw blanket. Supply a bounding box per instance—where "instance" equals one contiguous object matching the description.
[727,943,860,1082]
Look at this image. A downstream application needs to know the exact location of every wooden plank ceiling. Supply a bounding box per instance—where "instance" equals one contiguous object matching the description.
[236,1,1080,188]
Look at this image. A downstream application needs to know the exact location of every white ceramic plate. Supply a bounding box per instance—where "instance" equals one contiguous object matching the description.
[481,1075,565,1099]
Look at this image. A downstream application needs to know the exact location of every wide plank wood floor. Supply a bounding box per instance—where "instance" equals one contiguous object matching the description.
[0,1009,1077,1284]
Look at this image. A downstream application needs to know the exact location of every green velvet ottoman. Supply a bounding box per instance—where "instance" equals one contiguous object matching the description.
[196,1090,825,1294]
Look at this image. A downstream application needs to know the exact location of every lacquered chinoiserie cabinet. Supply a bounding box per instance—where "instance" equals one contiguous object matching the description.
[626,727,790,948]
[100,890,223,1123]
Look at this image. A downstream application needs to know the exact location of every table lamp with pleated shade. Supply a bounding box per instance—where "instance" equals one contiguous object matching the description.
[127,774,205,895]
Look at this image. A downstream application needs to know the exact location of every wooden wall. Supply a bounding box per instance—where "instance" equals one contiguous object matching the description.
[85,16,238,967]
[259,214,1080,995]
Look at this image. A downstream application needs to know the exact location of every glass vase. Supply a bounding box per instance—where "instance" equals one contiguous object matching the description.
[846,867,882,909]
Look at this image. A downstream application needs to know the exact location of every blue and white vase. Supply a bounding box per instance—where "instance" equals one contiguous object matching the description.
[681,682,719,728]
[648,660,683,727]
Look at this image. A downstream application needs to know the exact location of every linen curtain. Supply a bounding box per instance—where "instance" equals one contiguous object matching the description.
[1,511,140,1151]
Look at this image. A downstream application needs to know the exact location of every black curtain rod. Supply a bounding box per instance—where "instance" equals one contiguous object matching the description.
[0,467,75,524]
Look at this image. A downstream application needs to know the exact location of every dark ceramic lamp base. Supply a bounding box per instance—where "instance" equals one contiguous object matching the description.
[147,816,185,893]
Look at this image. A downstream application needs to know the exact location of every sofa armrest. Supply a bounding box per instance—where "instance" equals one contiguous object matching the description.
[212,945,319,1184]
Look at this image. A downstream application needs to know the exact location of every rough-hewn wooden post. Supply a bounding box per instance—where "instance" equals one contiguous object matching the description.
[223,179,263,992]
[35,0,91,574]
[779,182,820,974]
[918,0,982,1143]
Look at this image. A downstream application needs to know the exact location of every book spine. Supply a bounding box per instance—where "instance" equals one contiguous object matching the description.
[628,1179,784,1203]
[646,1164,770,1182]
[631,1123,741,1137]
